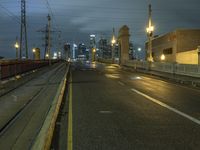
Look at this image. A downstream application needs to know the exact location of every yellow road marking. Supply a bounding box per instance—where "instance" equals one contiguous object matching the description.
[67,71,73,150]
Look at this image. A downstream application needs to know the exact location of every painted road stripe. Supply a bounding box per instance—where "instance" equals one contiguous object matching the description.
[131,88,200,125]
[68,72,73,150]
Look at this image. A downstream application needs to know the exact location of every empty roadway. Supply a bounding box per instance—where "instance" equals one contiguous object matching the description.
[62,62,200,150]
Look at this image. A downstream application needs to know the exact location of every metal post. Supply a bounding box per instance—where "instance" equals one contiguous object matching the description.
[15,37,19,59]
[20,0,28,59]
[147,4,153,62]
[47,14,51,65]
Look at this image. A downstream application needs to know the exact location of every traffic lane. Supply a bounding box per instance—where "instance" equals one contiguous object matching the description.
[0,64,67,149]
[97,64,200,120]
[72,68,200,150]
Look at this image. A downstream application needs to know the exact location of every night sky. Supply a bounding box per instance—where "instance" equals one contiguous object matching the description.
[0,0,200,58]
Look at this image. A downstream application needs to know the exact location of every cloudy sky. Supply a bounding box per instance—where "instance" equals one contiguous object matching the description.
[0,0,200,58]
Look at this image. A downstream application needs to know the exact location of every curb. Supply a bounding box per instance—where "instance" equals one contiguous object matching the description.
[31,64,70,150]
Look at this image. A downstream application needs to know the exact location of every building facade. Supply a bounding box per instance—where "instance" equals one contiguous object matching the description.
[146,29,200,64]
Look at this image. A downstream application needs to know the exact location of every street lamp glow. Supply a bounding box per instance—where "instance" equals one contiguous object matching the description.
[146,25,154,33]
[111,36,116,45]
[93,48,96,53]
[32,48,36,53]
[161,54,165,61]
[138,48,142,51]
[46,53,49,58]
[15,42,19,49]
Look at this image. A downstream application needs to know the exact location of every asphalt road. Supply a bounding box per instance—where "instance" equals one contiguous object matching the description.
[63,62,200,150]
[0,62,67,149]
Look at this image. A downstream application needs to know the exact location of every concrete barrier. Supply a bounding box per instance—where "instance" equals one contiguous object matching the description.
[31,64,70,150]
[0,63,62,97]
[97,58,113,64]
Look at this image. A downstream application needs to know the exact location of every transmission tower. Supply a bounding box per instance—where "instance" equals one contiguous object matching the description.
[37,14,61,60]
[20,0,28,59]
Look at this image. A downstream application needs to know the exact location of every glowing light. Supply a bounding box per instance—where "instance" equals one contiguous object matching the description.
[111,36,116,45]
[138,48,142,51]
[146,26,154,33]
[15,42,19,49]
[161,54,165,61]
[32,48,36,53]
[90,34,95,38]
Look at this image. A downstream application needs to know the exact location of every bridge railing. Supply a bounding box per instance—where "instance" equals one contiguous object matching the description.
[0,60,59,80]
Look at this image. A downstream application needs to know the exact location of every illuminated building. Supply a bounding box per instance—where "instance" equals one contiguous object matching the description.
[146,29,200,64]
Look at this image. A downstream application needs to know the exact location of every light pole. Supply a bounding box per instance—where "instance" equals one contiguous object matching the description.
[111,28,116,63]
[92,48,96,62]
[138,47,142,60]
[15,37,19,60]
[146,4,154,62]
[32,48,36,60]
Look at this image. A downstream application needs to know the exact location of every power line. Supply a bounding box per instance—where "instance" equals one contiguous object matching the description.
[0,4,20,24]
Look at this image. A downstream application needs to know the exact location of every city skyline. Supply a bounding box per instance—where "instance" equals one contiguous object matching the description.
[0,0,200,58]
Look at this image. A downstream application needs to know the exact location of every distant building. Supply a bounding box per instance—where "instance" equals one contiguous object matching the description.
[146,29,200,64]
[64,43,70,60]
[77,43,87,60]
[90,34,96,61]
[72,44,78,59]
[90,34,96,50]
[98,38,108,58]
[78,43,87,56]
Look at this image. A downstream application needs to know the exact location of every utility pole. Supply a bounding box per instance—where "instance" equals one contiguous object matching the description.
[37,14,61,61]
[20,0,28,59]
[111,27,116,63]
[146,4,154,62]
[57,31,62,59]
[47,14,51,65]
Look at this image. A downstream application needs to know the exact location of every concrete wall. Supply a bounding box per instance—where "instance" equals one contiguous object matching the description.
[176,49,198,64]
[147,31,177,62]
[177,29,200,53]
[148,29,200,64]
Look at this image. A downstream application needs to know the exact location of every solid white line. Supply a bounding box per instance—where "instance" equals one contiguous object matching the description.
[131,88,200,125]
[118,81,125,86]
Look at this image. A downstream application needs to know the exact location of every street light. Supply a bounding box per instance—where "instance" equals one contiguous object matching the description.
[45,53,49,58]
[32,48,36,60]
[137,47,142,60]
[111,28,116,63]
[146,25,154,62]
[32,48,36,53]
[161,54,165,61]
[15,40,19,59]
[146,4,154,62]
[93,48,96,53]
[111,36,116,46]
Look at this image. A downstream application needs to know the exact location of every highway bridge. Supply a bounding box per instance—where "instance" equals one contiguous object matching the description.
[0,61,200,150]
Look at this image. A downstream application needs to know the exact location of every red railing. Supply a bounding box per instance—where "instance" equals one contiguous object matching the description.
[0,60,59,80]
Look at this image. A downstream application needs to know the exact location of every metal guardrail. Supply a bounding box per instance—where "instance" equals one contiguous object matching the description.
[125,60,200,78]
[31,64,70,150]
